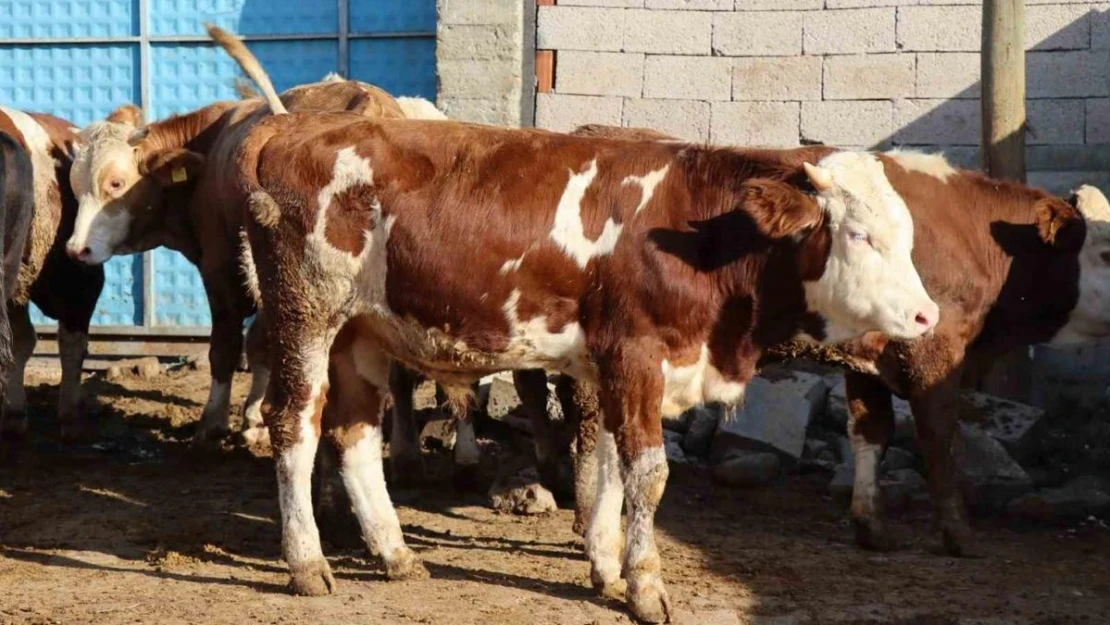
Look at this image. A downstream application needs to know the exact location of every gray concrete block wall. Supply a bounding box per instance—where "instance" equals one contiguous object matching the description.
[532,0,1110,195]
[436,0,526,126]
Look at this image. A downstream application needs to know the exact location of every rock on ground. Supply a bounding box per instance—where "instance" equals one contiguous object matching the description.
[713,451,781,487]
[881,468,928,511]
[1006,475,1110,521]
[664,430,687,465]
[488,468,557,516]
[881,447,917,473]
[683,405,719,457]
[955,424,1033,511]
[960,392,1043,460]
[712,371,828,463]
[106,357,163,380]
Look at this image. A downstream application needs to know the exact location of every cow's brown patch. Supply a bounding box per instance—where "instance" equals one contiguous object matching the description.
[324,184,377,256]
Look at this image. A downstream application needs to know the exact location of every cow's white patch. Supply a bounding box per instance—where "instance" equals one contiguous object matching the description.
[549,159,623,269]
[622,165,670,216]
[621,445,668,602]
[339,422,410,561]
[884,149,956,182]
[1053,184,1110,344]
[396,97,448,121]
[586,430,624,589]
[1,107,69,270]
[850,442,882,521]
[499,244,538,276]
[803,151,939,343]
[659,344,745,418]
[502,288,588,374]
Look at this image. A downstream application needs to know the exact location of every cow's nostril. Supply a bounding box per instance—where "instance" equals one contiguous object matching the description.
[915,312,931,327]
[80,247,91,259]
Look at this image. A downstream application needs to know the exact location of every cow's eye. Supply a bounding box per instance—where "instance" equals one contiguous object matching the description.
[108,179,124,192]
[847,230,871,245]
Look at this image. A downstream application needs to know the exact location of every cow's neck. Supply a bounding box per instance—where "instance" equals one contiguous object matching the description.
[143,101,238,155]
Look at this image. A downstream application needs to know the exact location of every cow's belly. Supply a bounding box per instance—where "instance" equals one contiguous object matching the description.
[660,344,746,417]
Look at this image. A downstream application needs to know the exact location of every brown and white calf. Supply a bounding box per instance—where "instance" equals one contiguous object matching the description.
[232,86,938,620]
[62,26,444,447]
[0,107,103,438]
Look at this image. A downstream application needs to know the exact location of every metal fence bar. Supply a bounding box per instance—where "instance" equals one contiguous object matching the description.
[139,0,155,329]
[338,0,350,78]
[0,32,434,46]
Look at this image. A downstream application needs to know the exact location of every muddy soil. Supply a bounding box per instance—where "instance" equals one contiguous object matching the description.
[1,364,1107,625]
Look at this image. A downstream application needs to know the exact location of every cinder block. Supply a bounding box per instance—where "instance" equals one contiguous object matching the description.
[828,0,920,7]
[735,0,823,9]
[561,0,643,7]
[1026,4,1091,51]
[712,11,803,56]
[556,51,644,98]
[439,97,518,126]
[801,100,893,148]
[894,98,979,146]
[624,9,712,55]
[1028,51,1110,99]
[1087,99,1110,143]
[537,6,625,52]
[897,6,980,52]
[1028,171,1110,197]
[439,60,520,99]
[804,8,896,55]
[437,24,518,61]
[711,101,800,147]
[624,98,711,142]
[439,0,522,25]
[1027,99,1085,146]
[823,53,914,100]
[643,56,732,101]
[733,56,821,101]
[535,94,624,132]
[1093,4,1110,50]
[647,0,731,9]
[915,52,980,99]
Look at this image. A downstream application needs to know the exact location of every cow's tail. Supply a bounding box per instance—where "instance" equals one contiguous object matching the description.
[205,23,288,115]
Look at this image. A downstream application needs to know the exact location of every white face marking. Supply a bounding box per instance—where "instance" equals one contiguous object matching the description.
[338,422,410,561]
[659,344,745,418]
[884,149,956,182]
[66,121,142,264]
[585,430,623,588]
[501,288,589,375]
[549,159,623,269]
[804,151,939,342]
[1052,184,1110,344]
[622,164,670,216]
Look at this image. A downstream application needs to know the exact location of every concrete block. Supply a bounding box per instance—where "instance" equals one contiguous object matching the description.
[897,6,980,52]
[1094,4,1110,50]
[829,0,922,7]
[804,8,896,55]
[1028,51,1110,99]
[537,6,624,51]
[624,98,711,142]
[915,52,980,99]
[822,53,914,100]
[438,59,520,100]
[955,423,1032,511]
[736,0,823,9]
[643,55,732,101]
[1028,170,1110,197]
[624,9,712,54]
[712,11,803,56]
[733,56,821,101]
[1026,4,1092,51]
[711,101,799,147]
[480,372,521,420]
[825,376,915,444]
[556,51,644,97]
[960,391,1045,460]
[647,0,731,11]
[437,24,520,61]
[712,371,828,462]
[439,0,522,25]
[894,98,979,146]
[535,93,624,132]
[561,0,643,6]
[1086,98,1110,144]
[439,97,519,126]
[1027,99,1085,146]
[801,100,893,148]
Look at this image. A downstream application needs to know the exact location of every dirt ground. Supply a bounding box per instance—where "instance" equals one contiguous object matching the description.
[1,364,1108,625]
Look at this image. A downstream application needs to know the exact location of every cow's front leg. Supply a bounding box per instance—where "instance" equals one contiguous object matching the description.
[240,318,271,447]
[387,363,424,486]
[326,337,427,580]
[56,322,92,439]
[1,304,35,436]
[193,308,243,446]
[845,372,897,551]
[596,345,672,624]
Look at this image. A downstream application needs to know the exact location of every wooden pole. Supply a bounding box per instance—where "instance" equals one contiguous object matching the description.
[977,0,1031,402]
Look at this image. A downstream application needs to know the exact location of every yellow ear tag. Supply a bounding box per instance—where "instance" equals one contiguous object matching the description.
[171,167,188,184]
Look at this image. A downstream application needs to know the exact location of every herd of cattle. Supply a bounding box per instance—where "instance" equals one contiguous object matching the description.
[2,24,1110,624]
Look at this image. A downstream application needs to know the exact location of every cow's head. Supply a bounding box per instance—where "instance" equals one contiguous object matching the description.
[66,105,204,264]
[1050,184,1110,343]
[746,151,938,342]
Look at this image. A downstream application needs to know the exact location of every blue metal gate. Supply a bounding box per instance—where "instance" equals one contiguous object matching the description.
[0,0,436,333]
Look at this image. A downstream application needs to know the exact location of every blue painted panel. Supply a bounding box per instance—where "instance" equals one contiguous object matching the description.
[0,44,139,126]
[152,248,209,326]
[149,0,337,36]
[28,255,143,326]
[149,40,339,119]
[349,38,436,100]
[350,0,435,34]
[0,0,138,39]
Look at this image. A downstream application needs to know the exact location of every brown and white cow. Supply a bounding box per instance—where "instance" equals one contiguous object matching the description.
[576,124,1110,557]
[0,107,103,438]
[228,44,937,621]
[0,131,34,405]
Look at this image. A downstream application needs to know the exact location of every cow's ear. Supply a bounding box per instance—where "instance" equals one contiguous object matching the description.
[740,178,823,239]
[1036,197,1086,254]
[139,148,205,187]
[107,104,144,128]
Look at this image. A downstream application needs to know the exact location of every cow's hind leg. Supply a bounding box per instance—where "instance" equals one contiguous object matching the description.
[845,372,898,551]
[387,363,424,486]
[515,369,575,500]
[557,376,601,536]
[326,335,427,580]
[193,299,243,446]
[438,383,481,490]
[1,304,34,436]
[240,317,271,447]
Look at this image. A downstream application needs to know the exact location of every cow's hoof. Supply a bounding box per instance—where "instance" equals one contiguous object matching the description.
[942,526,984,558]
[240,425,270,448]
[853,517,899,552]
[389,454,426,488]
[191,426,230,449]
[593,578,627,602]
[288,560,337,596]
[385,548,429,581]
[627,578,672,624]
